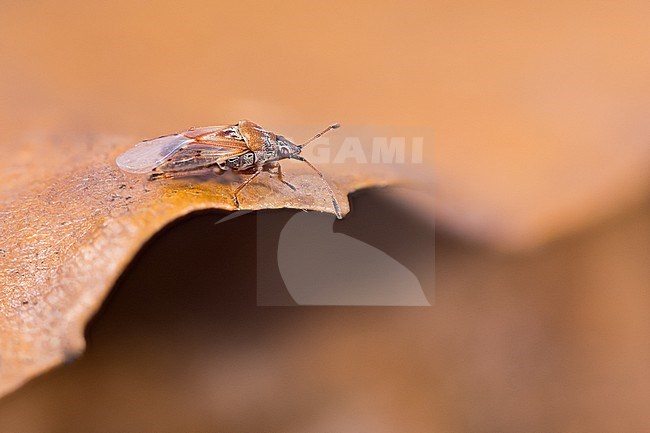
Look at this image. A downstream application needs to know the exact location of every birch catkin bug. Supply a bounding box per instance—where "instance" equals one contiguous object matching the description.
[116,120,342,218]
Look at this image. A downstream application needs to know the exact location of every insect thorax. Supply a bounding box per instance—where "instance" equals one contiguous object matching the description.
[254,129,279,163]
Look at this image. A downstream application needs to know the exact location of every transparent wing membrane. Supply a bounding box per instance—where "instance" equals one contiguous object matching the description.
[116,134,193,173]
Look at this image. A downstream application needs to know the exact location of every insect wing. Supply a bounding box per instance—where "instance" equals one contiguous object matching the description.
[117,125,249,174]
[183,125,241,142]
[116,134,193,174]
[182,125,251,161]
[157,143,248,171]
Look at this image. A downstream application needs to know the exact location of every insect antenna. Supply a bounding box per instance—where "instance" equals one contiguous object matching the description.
[299,123,340,148]
[291,155,342,219]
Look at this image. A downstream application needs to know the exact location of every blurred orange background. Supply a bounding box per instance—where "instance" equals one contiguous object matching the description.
[0,1,648,431]
[1,0,648,247]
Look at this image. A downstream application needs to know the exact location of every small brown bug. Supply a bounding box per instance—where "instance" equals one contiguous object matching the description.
[116,120,342,218]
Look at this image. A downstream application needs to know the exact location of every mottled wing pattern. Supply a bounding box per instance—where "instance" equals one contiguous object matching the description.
[116,125,250,174]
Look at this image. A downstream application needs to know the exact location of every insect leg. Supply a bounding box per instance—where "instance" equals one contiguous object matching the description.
[290,155,342,219]
[266,163,296,191]
[233,167,264,208]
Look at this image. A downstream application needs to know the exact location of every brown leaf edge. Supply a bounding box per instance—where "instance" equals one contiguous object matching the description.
[0,136,424,398]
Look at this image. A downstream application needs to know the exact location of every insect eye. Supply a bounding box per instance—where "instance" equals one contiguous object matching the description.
[280,147,290,157]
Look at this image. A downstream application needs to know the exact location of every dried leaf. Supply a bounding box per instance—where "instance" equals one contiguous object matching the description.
[0,133,422,397]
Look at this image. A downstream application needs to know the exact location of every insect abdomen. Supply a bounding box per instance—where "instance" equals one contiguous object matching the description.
[226,151,256,170]
[153,149,225,173]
